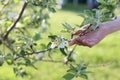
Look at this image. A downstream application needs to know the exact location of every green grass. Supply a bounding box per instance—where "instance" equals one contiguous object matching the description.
[0,4,120,80]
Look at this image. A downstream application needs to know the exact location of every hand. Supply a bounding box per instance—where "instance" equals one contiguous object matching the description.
[69,24,107,47]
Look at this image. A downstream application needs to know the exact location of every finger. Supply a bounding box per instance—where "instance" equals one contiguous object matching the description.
[69,39,76,46]
[82,24,91,29]
[76,38,94,48]
[75,39,85,46]
[75,36,88,46]
[72,30,84,35]
[72,24,91,35]
[69,36,85,46]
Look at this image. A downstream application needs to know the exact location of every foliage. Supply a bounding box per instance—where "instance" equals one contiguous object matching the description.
[63,61,91,80]
[0,0,119,80]
[79,0,119,30]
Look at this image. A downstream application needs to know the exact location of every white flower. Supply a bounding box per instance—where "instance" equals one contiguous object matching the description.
[58,41,68,48]
[41,19,46,28]
[50,42,57,49]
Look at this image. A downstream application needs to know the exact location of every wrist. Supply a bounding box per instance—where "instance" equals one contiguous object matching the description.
[100,17,120,35]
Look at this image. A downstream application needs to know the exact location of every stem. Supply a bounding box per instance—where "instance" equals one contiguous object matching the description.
[14,48,52,60]
[35,48,51,54]
[40,59,62,63]
[67,45,77,60]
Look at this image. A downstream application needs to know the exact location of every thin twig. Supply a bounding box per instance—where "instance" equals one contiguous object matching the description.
[3,1,27,40]
[14,48,52,60]
[35,48,51,54]
[40,59,62,63]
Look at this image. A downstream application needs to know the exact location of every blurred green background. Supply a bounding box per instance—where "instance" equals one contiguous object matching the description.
[0,2,120,80]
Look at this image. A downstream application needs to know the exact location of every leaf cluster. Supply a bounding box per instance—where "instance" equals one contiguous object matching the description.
[63,61,91,80]
[80,0,119,30]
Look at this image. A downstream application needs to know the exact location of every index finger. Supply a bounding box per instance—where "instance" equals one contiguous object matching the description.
[72,24,91,35]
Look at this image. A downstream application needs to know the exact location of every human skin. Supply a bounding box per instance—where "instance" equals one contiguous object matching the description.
[69,15,120,47]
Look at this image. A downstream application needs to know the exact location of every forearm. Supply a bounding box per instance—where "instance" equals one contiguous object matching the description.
[101,15,120,35]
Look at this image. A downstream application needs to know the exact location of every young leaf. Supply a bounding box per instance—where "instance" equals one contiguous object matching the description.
[67,64,77,73]
[62,22,74,32]
[79,74,88,80]
[63,73,75,80]
[91,22,99,30]
[60,48,67,56]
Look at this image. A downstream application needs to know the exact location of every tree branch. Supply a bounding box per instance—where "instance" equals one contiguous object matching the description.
[14,48,52,60]
[35,48,51,54]
[3,1,27,40]
[40,59,62,63]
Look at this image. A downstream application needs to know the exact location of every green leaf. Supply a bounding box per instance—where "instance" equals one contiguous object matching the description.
[25,58,31,66]
[63,73,75,80]
[5,53,13,65]
[22,36,33,45]
[62,22,74,32]
[0,50,2,55]
[84,10,94,17]
[79,74,88,80]
[67,64,77,73]
[77,62,84,70]
[60,48,67,56]
[20,50,26,56]
[79,13,86,18]
[47,42,52,48]
[13,66,18,73]
[81,70,92,74]
[33,32,41,41]
[91,22,99,30]
[17,68,27,77]
[48,35,57,41]
[0,56,4,66]
[48,7,56,13]
[23,16,31,22]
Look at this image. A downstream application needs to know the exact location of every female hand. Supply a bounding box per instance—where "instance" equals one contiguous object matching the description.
[69,24,107,47]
